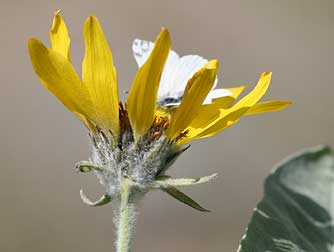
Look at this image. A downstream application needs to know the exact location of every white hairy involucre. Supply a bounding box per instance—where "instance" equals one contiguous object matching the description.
[89,131,179,197]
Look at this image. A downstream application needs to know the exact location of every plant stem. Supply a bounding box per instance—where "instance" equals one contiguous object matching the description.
[116,179,137,252]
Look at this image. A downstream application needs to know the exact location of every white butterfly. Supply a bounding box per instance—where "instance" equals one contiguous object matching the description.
[132,39,232,107]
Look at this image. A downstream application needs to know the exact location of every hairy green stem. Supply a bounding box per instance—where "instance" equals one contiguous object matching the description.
[116,179,137,252]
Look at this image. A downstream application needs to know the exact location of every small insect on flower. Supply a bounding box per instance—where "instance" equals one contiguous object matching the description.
[28,11,291,212]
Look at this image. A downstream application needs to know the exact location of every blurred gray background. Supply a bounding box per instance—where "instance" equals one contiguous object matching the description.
[1,0,333,251]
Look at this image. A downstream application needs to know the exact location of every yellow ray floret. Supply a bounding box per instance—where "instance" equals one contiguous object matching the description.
[49,11,95,131]
[184,72,271,139]
[50,10,71,60]
[82,16,119,136]
[211,85,246,109]
[166,60,219,140]
[178,72,290,144]
[28,39,95,122]
[126,28,171,141]
[244,100,291,115]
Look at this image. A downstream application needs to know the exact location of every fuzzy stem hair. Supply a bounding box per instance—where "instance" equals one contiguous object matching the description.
[116,179,139,252]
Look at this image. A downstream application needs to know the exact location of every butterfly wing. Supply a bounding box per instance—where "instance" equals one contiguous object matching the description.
[132,39,179,102]
[132,39,228,107]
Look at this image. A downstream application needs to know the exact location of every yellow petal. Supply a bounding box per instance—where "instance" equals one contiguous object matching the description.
[28,38,95,120]
[126,28,171,140]
[180,72,272,143]
[82,16,119,135]
[166,60,219,140]
[231,72,272,110]
[49,11,96,131]
[245,100,291,115]
[176,86,245,144]
[193,100,291,140]
[186,85,246,132]
[180,104,220,143]
[50,10,71,61]
[74,112,97,132]
[178,107,249,145]
[211,85,246,109]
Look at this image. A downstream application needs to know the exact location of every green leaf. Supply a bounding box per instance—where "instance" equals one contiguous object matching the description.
[238,146,334,252]
[161,187,210,212]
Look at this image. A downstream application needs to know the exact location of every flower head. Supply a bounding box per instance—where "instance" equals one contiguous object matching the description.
[28,11,290,210]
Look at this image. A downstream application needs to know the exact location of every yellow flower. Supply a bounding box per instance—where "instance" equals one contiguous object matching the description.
[28,11,291,210]
[28,11,290,145]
